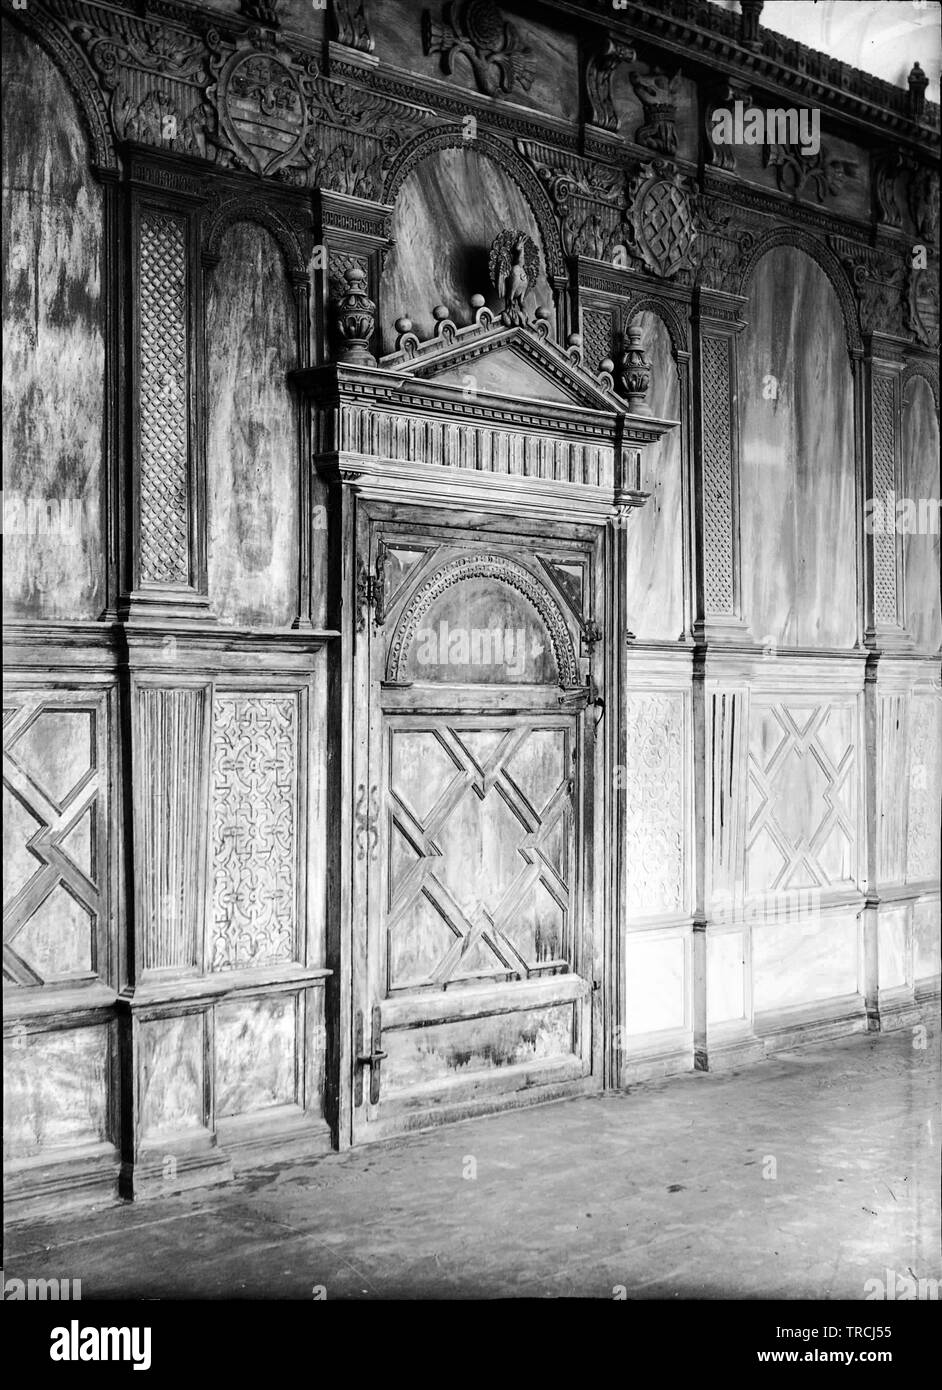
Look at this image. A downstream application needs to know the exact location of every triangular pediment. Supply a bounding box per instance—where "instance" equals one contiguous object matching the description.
[381,318,624,414]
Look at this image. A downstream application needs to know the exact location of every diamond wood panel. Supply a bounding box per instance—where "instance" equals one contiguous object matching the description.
[872,373,898,626]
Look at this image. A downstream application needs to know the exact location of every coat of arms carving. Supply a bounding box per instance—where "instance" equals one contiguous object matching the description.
[217,49,313,177]
[626,165,698,278]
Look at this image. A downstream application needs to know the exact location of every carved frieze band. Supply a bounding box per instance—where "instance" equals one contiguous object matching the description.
[700,335,736,617]
[871,373,899,627]
[138,210,190,587]
[210,694,300,972]
[319,404,615,489]
[136,686,208,973]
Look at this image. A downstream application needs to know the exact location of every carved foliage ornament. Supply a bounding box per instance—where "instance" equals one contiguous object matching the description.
[764,142,859,203]
[422,0,535,97]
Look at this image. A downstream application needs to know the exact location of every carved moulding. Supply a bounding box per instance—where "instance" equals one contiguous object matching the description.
[2,0,117,170]
[386,554,580,688]
[737,227,863,355]
[828,236,909,341]
[383,127,567,281]
[202,191,312,276]
[900,359,940,418]
[515,138,632,264]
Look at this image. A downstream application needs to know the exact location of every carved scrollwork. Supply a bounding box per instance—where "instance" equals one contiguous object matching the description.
[422,0,534,98]
[585,36,635,132]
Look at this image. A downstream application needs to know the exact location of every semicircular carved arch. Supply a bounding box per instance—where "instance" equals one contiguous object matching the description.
[203,198,310,279]
[382,127,567,281]
[5,8,117,172]
[738,229,862,355]
[386,554,580,688]
[623,295,690,361]
[901,359,940,418]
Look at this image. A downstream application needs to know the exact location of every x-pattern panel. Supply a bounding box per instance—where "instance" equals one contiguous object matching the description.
[385,724,572,989]
[3,700,104,986]
[747,703,856,893]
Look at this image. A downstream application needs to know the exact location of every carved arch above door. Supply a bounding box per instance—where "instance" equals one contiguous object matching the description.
[385,552,581,688]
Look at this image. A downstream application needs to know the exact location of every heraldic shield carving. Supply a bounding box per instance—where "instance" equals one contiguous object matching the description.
[218,49,311,177]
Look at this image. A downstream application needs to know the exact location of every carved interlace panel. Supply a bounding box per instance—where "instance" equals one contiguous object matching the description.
[624,695,686,917]
[210,694,299,971]
[872,374,898,625]
[139,210,189,586]
[701,336,736,615]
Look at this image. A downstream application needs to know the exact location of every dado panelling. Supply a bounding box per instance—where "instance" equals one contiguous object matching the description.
[907,687,942,886]
[746,697,860,897]
[738,246,856,649]
[1,19,105,620]
[206,223,300,628]
[623,690,688,921]
[3,686,117,990]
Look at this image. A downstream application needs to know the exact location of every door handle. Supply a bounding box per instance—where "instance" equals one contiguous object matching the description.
[354,1005,387,1107]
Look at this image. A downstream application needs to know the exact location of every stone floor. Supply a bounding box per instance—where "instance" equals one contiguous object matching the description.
[5,1024,940,1300]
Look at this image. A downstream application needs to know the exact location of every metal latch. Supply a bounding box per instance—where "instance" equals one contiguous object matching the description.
[354,1004,387,1106]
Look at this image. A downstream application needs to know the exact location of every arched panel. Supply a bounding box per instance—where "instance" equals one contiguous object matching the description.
[206,221,299,627]
[387,555,580,688]
[380,142,557,354]
[902,374,941,651]
[738,245,857,648]
[2,19,105,620]
[624,311,684,640]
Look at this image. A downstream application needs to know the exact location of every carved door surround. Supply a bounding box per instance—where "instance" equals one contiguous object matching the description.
[296,305,677,1139]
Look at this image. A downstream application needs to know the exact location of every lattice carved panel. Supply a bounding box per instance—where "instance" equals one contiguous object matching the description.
[3,696,110,987]
[872,373,899,626]
[701,336,736,615]
[746,702,858,895]
[139,209,190,586]
[210,694,300,970]
[581,308,614,375]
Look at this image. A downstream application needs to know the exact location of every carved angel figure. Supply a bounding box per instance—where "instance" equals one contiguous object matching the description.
[488,230,540,326]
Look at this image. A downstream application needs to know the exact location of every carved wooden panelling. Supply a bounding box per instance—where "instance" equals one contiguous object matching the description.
[1,20,105,620]
[872,373,899,627]
[139,210,190,587]
[901,375,941,650]
[385,723,574,989]
[139,1014,204,1138]
[383,1003,576,1093]
[624,694,686,917]
[747,702,857,895]
[907,692,942,885]
[3,1024,110,1161]
[739,247,856,647]
[210,694,299,971]
[624,312,684,639]
[700,335,736,617]
[136,686,208,972]
[380,145,555,354]
[581,308,614,374]
[3,694,110,987]
[215,994,298,1116]
[709,689,748,909]
[877,693,908,885]
[207,222,299,626]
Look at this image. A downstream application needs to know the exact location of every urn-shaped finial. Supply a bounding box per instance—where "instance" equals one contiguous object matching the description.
[336,265,376,366]
[620,325,651,414]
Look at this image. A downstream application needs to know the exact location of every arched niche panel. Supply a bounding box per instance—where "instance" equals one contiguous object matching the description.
[380,144,556,355]
[386,556,580,688]
[901,374,941,651]
[624,311,684,640]
[738,245,856,648]
[2,19,105,620]
[206,221,299,628]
